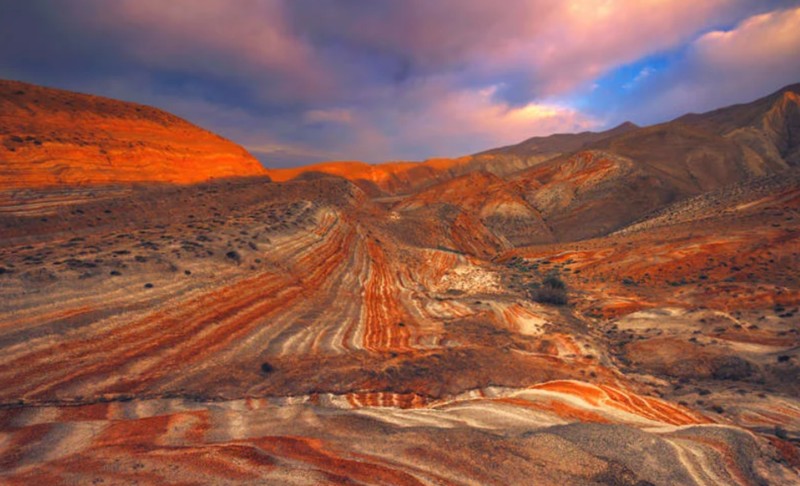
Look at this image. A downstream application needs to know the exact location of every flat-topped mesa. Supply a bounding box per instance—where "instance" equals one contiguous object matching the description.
[0,79,267,188]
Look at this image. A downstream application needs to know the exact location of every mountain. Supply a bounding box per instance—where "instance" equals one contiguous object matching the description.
[676,83,800,168]
[0,80,798,484]
[479,83,800,242]
[478,121,639,157]
[0,80,266,188]
[394,170,554,248]
[267,123,641,195]
[266,84,799,245]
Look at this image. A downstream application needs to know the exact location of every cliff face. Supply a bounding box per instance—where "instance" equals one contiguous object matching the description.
[0,80,266,188]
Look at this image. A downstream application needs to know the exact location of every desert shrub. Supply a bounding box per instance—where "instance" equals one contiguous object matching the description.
[534,287,567,305]
[711,355,754,380]
[529,273,568,306]
[260,362,274,373]
[542,274,566,289]
[225,250,241,264]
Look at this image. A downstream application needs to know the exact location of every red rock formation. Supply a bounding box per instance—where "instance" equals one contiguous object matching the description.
[1,81,799,484]
[0,80,266,188]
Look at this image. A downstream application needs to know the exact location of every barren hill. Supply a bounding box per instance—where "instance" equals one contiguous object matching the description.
[500,83,800,241]
[0,80,266,188]
[0,80,798,484]
[480,120,639,157]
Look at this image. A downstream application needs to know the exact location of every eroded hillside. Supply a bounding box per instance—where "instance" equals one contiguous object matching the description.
[0,80,266,188]
[0,81,799,485]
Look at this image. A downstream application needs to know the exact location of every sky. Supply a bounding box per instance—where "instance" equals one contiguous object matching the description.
[1,1,799,167]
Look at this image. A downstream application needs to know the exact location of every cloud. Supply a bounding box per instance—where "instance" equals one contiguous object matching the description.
[303,108,354,125]
[623,67,656,90]
[382,84,600,158]
[290,0,755,101]
[0,1,793,165]
[282,81,600,162]
[468,0,744,100]
[77,0,333,104]
[617,6,800,123]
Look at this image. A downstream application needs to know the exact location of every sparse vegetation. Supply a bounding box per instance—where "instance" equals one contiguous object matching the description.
[711,355,754,381]
[528,272,568,306]
[225,250,241,264]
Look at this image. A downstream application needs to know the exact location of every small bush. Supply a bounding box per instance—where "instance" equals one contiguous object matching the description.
[532,286,568,305]
[542,274,566,290]
[711,355,754,381]
[529,273,568,306]
[260,362,274,373]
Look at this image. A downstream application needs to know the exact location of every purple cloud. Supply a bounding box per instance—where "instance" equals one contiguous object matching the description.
[0,0,796,165]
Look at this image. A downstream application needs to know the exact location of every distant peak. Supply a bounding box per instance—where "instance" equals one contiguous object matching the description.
[613,121,639,130]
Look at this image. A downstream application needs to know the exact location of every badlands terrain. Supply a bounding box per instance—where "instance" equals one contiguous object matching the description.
[0,79,799,485]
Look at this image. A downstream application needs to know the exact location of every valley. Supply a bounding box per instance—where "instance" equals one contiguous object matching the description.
[0,79,798,485]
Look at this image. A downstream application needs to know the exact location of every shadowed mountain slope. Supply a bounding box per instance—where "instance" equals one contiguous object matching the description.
[677,83,800,168]
[502,83,800,242]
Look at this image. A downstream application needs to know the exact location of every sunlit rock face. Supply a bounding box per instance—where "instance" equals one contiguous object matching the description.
[1,81,799,485]
[0,80,266,188]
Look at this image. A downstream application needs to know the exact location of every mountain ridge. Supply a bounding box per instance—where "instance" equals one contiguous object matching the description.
[1,79,799,484]
[0,79,267,188]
